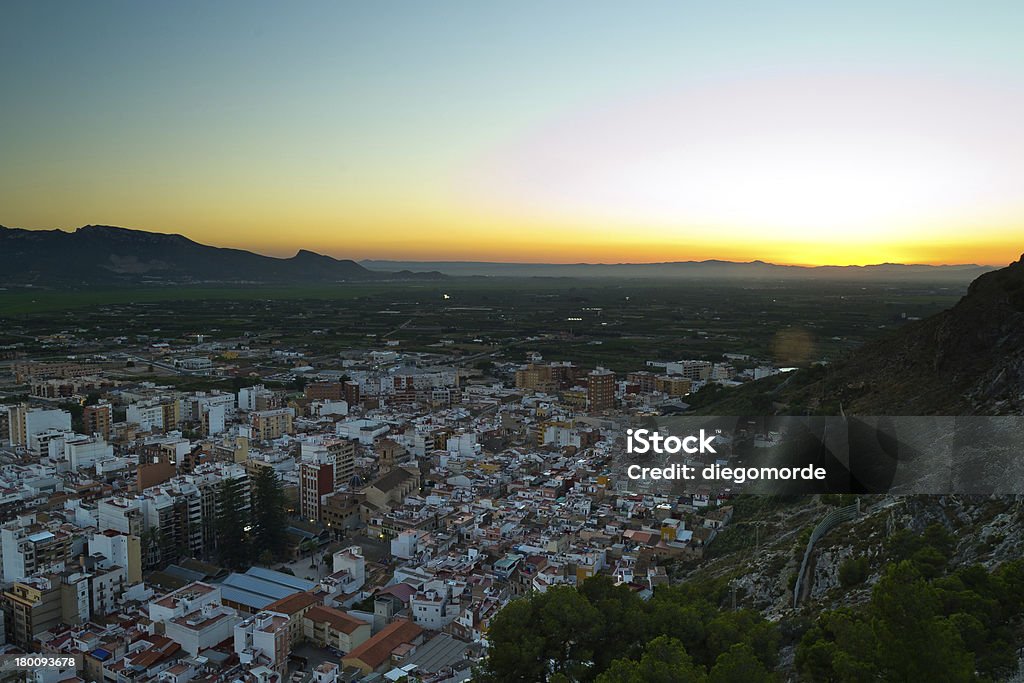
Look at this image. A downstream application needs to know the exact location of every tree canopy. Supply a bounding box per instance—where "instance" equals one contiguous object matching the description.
[251,466,290,561]
[476,576,778,682]
[215,476,252,569]
[797,557,1024,682]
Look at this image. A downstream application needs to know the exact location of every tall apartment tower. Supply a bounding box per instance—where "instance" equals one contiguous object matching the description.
[586,367,615,411]
[83,403,113,441]
[299,439,356,521]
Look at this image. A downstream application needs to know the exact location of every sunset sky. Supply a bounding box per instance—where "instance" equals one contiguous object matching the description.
[2,1,1022,265]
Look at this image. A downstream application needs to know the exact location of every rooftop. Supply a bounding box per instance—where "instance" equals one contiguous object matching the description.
[344,618,423,670]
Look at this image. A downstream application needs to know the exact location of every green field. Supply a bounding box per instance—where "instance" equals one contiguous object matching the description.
[0,284,425,315]
[0,278,964,370]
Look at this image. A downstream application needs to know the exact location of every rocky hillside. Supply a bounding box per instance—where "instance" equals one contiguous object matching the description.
[832,253,1024,413]
[696,253,1024,415]
[693,495,1024,613]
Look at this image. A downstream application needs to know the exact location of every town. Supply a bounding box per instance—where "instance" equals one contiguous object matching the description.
[4,0,1023,678]
[0,315,801,683]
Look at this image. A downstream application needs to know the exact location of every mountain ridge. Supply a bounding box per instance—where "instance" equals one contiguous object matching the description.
[0,224,444,285]
[360,258,995,281]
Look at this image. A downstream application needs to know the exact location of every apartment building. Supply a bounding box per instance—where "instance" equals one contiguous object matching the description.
[1,576,62,649]
[83,402,112,440]
[251,408,294,441]
[89,529,143,584]
[655,375,692,397]
[64,434,114,470]
[305,382,344,401]
[664,360,713,381]
[234,611,291,678]
[7,405,72,450]
[626,370,658,393]
[515,362,578,393]
[127,398,182,431]
[586,367,615,411]
[302,605,370,654]
[238,384,277,412]
[13,361,94,384]
[299,438,356,521]
[0,519,74,582]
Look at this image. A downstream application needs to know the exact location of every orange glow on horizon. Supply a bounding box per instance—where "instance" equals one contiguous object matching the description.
[10,199,1021,268]
[211,222,1023,268]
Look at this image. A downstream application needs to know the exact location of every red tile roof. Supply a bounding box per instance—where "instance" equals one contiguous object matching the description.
[264,590,322,615]
[304,605,368,635]
[343,619,422,670]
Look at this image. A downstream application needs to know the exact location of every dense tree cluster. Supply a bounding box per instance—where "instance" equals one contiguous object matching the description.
[215,468,290,569]
[476,576,779,682]
[797,557,1024,682]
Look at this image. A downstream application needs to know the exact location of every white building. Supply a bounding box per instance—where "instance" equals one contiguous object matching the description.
[89,563,128,617]
[542,425,581,449]
[238,384,273,412]
[409,582,462,630]
[204,403,226,435]
[89,529,142,584]
[312,662,340,683]
[446,433,480,458]
[64,435,114,470]
[165,602,240,655]
[331,546,366,593]
[177,357,213,372]
[310,400,348,417]
[127,401,167,431]
[149,582,222,624]
[185,391,235,421]
[234,611,290,676]
[390,530,425,561]
[97,496,142,535]
[7,406,71,449]
[335,419,389,445]
[40,429,71,460]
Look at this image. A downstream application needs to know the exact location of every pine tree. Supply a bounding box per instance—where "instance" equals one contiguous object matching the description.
[251,466,289,561]
[215,477,252,569]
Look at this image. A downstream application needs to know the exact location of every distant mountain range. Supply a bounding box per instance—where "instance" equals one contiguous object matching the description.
[0,224,1001,286]
[361,259,996,281]
[0,225,443,285]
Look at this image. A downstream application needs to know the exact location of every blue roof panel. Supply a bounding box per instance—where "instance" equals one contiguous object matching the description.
[220,573,296,600]
[244,566,315,591]
[218,585,274,610]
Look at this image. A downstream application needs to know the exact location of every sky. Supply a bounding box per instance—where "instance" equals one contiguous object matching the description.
[1,1,1023,265]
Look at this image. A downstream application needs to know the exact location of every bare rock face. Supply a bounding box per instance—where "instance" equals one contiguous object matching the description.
[809,546,854,599]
